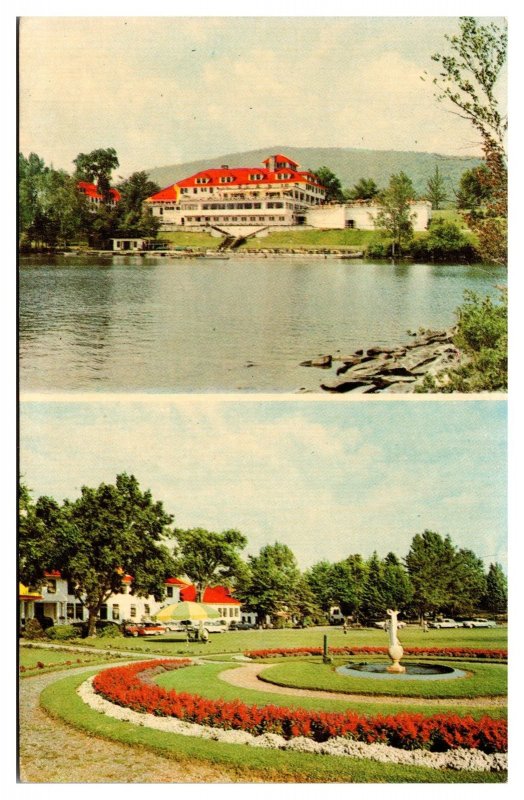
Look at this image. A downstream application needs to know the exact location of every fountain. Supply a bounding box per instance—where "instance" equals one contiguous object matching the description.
[336,609,466,681]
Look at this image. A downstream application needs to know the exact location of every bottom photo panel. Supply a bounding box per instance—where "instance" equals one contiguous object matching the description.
[19,397,507,784]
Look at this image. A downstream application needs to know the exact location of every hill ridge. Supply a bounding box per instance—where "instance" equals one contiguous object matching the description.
[145,145,482,198]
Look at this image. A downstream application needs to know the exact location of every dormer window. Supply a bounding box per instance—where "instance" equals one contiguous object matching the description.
[276,172,292,180]
[195,177,210,184]
[249,173,264,181]
[220,176,234,183]
[47,579,56,594]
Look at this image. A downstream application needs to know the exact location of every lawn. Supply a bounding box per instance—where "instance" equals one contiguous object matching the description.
[60,624,507,658]
[154,661,506,720]
[39,671,506,783]
[259,657,507,700]
[240,229,375,249]
[161,231,221,249]
[19,645,125,675]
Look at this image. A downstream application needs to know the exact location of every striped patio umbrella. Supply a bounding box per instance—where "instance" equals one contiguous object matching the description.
[155,601,220,621]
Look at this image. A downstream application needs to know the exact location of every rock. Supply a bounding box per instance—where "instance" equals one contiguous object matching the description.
[300,355,332,368]
[321,380,375,393]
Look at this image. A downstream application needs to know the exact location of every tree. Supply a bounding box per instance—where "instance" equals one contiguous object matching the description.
[427,17,507,263]
[456,165,492,210]
[313,166,345,203]
[405,530,457,621]
[239,542,302,625]
[447,549,487,616]
[19,485,64,588]
[172,527,247,602]
[483,563,507,614]
[382,552,413,612]
[360,552,387,621]
[116,171,161,237]
[73,147,120,200]
[304,556,367,620]
[20,474,176,637]
[425,164,448,209]
[428,17,507,160]
[374,172,417,257]
[347,177,379,201]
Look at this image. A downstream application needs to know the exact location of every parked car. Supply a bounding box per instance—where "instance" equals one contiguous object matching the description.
[374,620,406,630]
[462,617,497,628]
[428,618,461,629]
[229,621,256,630]
[123,621,166,637]
[203,619,227,633]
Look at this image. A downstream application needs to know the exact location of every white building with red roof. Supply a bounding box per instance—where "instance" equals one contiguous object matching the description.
[145,153,326,233]
[22,571,244,629]
[77,181,121,210]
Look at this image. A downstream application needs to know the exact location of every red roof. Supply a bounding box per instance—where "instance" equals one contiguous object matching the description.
[44,570,61,578]
[146,184,179,202]
[77,181,121,202]
[165,577,191,587]
[146,154,324,202]
[262,154,299,168]
[180,584,241,605]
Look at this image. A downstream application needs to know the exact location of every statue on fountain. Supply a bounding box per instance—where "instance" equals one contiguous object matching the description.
[385,608,406,673]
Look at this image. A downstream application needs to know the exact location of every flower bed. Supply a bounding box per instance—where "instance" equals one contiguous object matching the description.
[92,660,507,754]
[244,646,507,661]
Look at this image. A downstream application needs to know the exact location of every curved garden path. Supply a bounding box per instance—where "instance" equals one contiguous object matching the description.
[218,662,506,707]
[19,663,263,783]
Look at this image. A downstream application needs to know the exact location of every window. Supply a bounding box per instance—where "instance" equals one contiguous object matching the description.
[75,604,84,620]
[46,579,56,594]
[67,580,76,596]
[166,586,173,598]
[345,220,355,229]
[67,603,75,619]
[100,604,108,620]
[144,604,150,615]
[130,605,137,618]
[112,604,120,621]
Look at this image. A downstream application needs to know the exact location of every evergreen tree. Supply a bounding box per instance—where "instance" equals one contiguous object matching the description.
[483,562,507,614]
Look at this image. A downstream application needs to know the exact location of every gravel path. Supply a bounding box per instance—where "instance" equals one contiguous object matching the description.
[19,663,263,783]
[219,663,506,707]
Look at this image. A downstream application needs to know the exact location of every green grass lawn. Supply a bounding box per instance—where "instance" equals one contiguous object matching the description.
[39,671,506,783]
[19,646,128,678]
[260,657,507,700]
[62,624,507,658]
[241,229,375,249]
[19,645,127,676]
[162,231,221,249]
[154,662,506,720]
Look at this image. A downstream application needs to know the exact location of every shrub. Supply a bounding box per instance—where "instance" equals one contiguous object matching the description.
[46,624,78,641]
[23,618,46,640]
[410,219,477,262]
[365,239,392,259]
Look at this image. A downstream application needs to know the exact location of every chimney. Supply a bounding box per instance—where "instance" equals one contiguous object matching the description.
[221,164,229,169]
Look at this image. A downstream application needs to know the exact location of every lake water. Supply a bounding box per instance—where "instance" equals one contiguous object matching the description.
[19,255,506,393]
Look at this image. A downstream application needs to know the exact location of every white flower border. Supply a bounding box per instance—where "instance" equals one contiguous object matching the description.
[78,677,507,773]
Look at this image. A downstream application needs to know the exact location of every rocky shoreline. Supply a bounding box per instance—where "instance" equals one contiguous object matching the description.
[300,328,463,394]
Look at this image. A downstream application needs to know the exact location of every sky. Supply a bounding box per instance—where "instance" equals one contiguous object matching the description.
[20,397,507,571]
[18,13,508,178]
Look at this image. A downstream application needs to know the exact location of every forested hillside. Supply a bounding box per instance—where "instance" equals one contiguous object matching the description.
[146,146,481,199]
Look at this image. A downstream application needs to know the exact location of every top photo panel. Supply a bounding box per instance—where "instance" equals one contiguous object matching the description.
[18,16,507,395]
